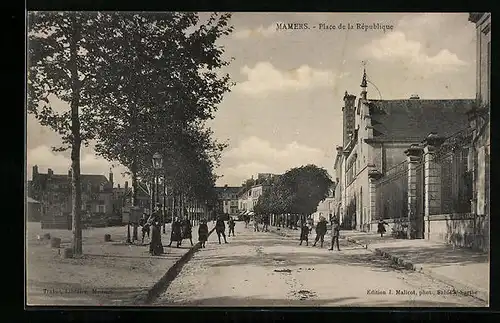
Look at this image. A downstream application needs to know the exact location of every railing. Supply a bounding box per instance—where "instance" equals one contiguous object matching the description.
[433,128,473,215]
[375,160,409,220]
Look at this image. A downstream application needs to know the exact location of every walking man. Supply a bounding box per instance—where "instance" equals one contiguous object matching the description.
[228,217,236,237]
[215,215,228,244]
[329,216,341,251]
[299,220,309,246]
[313,216,327,248]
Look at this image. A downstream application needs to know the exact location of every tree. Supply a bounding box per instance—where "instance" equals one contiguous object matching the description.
[257,165,333,226]
[27,12,105,255]
[285,165,333,218]
[91,12,233,236]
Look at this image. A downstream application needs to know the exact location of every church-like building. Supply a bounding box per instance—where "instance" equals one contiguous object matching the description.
[334,69,475,232]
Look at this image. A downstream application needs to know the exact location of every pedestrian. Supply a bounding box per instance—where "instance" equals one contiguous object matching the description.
[377,219,388,237]
[198,219,209,248]
[182,219,194,246]
[299,221,309,246]
[168,217,182,248]
[313,216,328,248]
[149,220,164,256]
[215,215,228,244]
[253,215,260,232]
[263,214,270,232]
[228,217,236,237]
[140,213,150,244]
[329,217,341,251]
[244,214,250,228]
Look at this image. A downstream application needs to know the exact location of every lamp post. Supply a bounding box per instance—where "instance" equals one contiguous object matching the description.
[152,152,163,221]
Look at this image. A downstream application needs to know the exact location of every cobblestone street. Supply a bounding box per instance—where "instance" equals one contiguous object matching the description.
[154,222,486,307]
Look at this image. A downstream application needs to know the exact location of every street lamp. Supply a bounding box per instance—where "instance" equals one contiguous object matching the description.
[152,152,163,225]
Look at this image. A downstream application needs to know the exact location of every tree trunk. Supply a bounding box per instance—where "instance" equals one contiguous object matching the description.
[163,179,166,233]
[131,162,139,241]
[69,16,83,256]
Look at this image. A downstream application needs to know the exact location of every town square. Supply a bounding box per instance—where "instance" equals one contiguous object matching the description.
[26,12,490,307]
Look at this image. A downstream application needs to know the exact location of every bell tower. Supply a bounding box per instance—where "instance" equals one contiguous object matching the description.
[342,91,357,148]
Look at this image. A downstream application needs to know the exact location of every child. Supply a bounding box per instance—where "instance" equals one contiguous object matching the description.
[299,221,309,246]
[198,220,209,248]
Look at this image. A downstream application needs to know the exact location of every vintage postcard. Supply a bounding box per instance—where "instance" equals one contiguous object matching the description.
[26,12,490,307]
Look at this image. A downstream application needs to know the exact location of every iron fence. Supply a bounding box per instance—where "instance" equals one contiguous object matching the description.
[375,160,409,220]
[433,128,473,215]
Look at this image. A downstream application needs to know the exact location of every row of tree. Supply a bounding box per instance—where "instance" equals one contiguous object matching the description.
[27,12,233,255]
[253,165,334,222]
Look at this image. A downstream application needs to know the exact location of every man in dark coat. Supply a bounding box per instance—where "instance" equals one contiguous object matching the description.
[228,217,236,237]
[313,217,328,248]
[182,219,194,246]
[329,217,341,251]
[168,217,182,248]
[215,216,228,244]
[299,220,309,246]
[198,219,209,248]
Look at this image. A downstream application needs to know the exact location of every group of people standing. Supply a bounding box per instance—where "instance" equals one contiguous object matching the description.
[138,207,214,256]
[299,216,341,251]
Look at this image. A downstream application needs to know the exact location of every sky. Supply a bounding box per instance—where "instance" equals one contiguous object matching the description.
[26,12,477,188]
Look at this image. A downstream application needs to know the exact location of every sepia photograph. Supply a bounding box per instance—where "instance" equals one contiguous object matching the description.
[25,12,490,307]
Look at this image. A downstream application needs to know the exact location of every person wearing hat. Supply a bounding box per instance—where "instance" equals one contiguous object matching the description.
[329,216,341,251]
[313,216,328,248]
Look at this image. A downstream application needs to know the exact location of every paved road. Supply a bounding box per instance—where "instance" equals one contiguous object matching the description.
[154,223,486,307]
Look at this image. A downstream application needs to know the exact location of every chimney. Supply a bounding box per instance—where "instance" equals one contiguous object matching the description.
[118,184,121,189]
[68,168,72,179]
[109,169,114,188]
[32,165,38,178]
[125,181,129,190]
[48,168,53,176]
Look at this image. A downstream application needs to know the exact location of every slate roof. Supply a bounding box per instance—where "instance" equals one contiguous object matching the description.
[33,173,109,190]
[215,186,241,198]
[367,99,475,141]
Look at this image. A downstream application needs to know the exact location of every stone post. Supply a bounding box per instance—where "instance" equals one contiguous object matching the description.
[368,167,382,230]
[405,144,423,239]
[422,133,445,239]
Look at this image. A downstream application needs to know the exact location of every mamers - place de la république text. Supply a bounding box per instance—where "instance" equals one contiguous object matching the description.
[276,22,394,32]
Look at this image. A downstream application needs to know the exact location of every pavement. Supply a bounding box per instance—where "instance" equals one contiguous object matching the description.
[26,221,214,306]
[154,222,487,307]
[269,225,489,304]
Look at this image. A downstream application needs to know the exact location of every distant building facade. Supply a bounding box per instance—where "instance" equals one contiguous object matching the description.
[215,185,240,217]
[237,173,277,215]
[28,166,114,228]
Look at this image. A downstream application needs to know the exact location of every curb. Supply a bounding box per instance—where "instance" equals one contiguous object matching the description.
[341,236,488,303]
[133,225,216,305]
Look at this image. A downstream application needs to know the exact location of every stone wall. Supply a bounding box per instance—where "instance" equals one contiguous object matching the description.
[423,214,488,251]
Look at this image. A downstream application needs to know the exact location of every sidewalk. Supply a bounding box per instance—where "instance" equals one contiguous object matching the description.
[26,221,214,306]
[269,225,489,303]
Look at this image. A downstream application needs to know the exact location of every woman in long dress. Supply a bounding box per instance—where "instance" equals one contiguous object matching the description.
[149,221,163,256]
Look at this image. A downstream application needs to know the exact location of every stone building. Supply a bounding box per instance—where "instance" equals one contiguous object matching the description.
[215,185,240,217]
[29,166,114,229]
[335,70,475,232]
[466,12,490,251]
